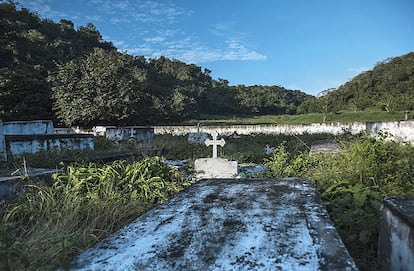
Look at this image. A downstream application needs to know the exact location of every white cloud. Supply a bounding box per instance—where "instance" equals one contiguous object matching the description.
[88,0,186,24]
[16,0,266,64]
[124,36,266,63]
[18,0,69,19]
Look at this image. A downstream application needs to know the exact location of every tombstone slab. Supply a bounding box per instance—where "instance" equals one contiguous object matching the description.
[378,197,414,271]
[195,158,238,178]
[309,140,341,155]
[70,178,358,271]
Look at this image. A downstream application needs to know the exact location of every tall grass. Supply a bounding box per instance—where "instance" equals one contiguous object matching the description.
[0,157,191,270]
[265,133,414,270]
[153,133,343,163]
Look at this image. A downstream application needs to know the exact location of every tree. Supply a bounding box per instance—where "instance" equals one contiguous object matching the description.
[317,88,335,122]
[48,48,148,127]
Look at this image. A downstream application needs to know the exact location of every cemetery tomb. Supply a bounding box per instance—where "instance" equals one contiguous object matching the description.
[70,178,358,271]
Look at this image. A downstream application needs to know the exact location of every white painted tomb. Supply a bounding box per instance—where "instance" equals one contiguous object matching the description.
[194,131,238,179]
[70,178,358,270]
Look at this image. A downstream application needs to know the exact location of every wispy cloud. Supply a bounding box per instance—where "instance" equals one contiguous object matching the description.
[123,36,266,63]
[89,0,185,24]
[18,0,69,20]
[17,0,267,64]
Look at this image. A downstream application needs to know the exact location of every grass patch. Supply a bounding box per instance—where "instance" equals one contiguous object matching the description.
[153,133,345,163]
[0,158,191,270]
[187,111,406,125]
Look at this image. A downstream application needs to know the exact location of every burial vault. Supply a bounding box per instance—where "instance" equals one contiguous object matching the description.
[70,178,358,271]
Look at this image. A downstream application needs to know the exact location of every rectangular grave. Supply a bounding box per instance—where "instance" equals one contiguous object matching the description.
[378,197,414,271]
[70,178,358,271]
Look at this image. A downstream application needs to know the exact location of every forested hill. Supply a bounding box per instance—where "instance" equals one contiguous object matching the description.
[334,52,414,111]
[0,2,115,121]
[300,52,414,114]
[0,2,311,127]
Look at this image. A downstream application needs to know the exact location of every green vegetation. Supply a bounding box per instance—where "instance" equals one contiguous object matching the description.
[300,52,414,115]
[2,133,414,270]
[265,133,414,270]
[153,133,334,163]
[189,110,406,125]
[0,157,191,270]
[0,2,310,126]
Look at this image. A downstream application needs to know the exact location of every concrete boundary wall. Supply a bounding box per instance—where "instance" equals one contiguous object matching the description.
[153,120,414,143]
[153,123,366,136]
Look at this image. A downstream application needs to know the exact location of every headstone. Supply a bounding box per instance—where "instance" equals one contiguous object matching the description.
[204,131,225,158]
[264,144,274,155]
[404,111,410,121]
[70,178,358,271]
[187,123,208,144]
[194,131,238,178]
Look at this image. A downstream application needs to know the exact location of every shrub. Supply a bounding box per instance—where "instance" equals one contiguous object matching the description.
[265,134,414,270]
[0,157,190,270]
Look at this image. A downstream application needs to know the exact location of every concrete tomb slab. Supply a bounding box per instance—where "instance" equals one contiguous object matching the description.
[195,158,238,179]
[378,197,414,271]
[309,140,341,155]
[70,178,358,271]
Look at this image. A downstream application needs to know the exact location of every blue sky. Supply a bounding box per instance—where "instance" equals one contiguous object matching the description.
[16,0,414,95]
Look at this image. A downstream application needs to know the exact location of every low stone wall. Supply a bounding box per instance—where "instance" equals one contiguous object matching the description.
[5,134,94,157]
[154,120,414,144]
[367,121,414,143]
[378,197,414,271]
[153,123,367,136]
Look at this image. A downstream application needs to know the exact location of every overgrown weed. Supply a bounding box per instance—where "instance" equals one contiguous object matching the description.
[0,157,191,270]
[265,133,414,270]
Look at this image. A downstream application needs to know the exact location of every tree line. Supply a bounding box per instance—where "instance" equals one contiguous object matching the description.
[2,2,413,127]
[0,2,310,127]
[299,52,414,115]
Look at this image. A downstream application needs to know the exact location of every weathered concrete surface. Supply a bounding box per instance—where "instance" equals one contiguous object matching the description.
[378,197,414,271]
[6,134,94,156]
[154,120,414,144]
[195,158,238,178]
[2,120,54,135]
[70,178,358,271]
[309,140,341,155]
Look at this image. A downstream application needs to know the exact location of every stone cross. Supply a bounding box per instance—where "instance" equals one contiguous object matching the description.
[205,131,225,158]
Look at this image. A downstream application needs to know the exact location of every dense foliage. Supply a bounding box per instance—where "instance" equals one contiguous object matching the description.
[300,52,414,114]
[0,2,310,126]
[265,134,414,270]
[0,157,191,270]
[0,2,114,121]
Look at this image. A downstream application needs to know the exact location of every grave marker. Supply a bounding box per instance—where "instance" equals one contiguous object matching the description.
[194,131,237,178]
[204,131,225,158]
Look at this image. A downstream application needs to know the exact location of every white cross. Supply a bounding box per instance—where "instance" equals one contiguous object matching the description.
[205,131,225,158]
